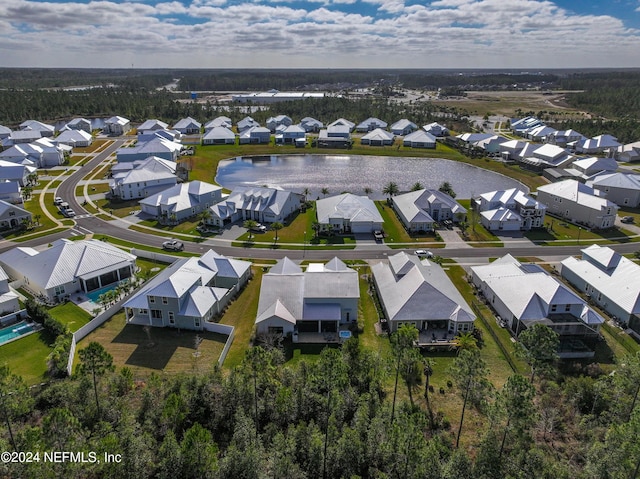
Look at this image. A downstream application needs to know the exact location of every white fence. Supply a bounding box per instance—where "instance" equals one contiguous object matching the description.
[203,322,235,366]
[131,248,181,264]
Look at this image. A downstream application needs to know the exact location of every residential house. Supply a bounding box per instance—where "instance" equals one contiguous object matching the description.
[137,119,169,134]
[360,128,395,146]
[255,257,358,338]
[614,140,640,163]
[317,129,351,148]
[0,140,64,168]
[299,117,323,133]
[546,129,586,147]
[202,127,236,145]
[65,118,92,133]
[266,115,293,132]
[471,254,604,357]
[0,181,22,205]
[403,130,436,149]
[173,117,201,135]
[204,116,233,131]
[390,119,417,136]
[517,143,574,171]
[124,250,251,331]
[0,239,136,302]
[54,129,93,148]
[326,124,351,139]
[392,189,466,232]
[139,180,222,223]
[116,137,182,163]
[356,118,387,133]
[423,122,449,137]
[239,126,271,144]
[477,188,546,231]
[0,201,31,230]
[510,116,543,135]
[19,120,55,137]
[0,160,36,186]
[536,180,618,229]
[110,156,178,200]
[0,266,20,320]
[328,118,355,132]
[275,125,306,144]
[571,134,621,155]
[587,172,640,207]
[498,140,527,161]
[8,130,42,145]
[456,133,494,147]
[207,186,302,227]
[372,252,475,334]
[237,116,259,132]
[137,129,181,143]
[473,135,510,155]
[525,125,557,142]
[103,116,131,135]
[561,245,640,338]
[564,157,618,182]
[316,193,383,234]
[0,125,11,140]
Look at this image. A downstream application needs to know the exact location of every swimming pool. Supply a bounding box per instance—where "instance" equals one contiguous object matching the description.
[0,320,35,346]
[85,280,129,304]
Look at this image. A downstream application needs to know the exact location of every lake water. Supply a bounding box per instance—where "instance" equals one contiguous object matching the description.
[215,154,527,200]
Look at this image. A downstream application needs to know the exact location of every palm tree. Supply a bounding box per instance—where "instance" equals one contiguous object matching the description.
[243,219,258,240]
[311,221,321,239]
[321,187,330,197]
[271,222,283,244]
[439,181,456,198]
[21,186,32,201]
[199,209,212,225]
[450,332,478,354]
[382,181,399,200]
[363,187,372,196]
[423,358,436,428]
[411,182,423,192]
[302,187,310,202]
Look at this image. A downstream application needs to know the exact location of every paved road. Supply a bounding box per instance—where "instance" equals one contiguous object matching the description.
[4,138,640,262]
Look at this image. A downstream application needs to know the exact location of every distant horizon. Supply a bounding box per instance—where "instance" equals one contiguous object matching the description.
[2,0,640,69]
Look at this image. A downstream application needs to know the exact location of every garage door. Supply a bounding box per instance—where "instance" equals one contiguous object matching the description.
[351,222,373,234]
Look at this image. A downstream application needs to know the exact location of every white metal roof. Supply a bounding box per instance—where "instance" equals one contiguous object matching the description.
[316,193,383,224]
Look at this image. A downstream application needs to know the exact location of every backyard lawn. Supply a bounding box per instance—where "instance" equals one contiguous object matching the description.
[0,330,54,385]
[49,302,92,332]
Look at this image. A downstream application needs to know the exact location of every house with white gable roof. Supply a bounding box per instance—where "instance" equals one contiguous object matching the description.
[473,135,510,155]
[266,115,293,132]
[239,126,271,144]
[299,117,323,133]
[140,181,222,223]
[237,116,259,132]
[8,130,42,145]
[0,239,136,303]
[110,156,178,200]
[0,201,32,231]
[360,128,394,146]
[0,160,36,186]
[124,250,251,330]
[0,181,23,205]
[392,189,466,232]
[202,126,236,145]
[571,134,620,155]
[207,186,302,227]
[116,137,182,163]
[525,125,557,142]
[65,118,92,133]
[564,157,618,181]
[205,116,233,131]
[561,244,640,338]
[587,172,640,207]
[471,254,604,357]
[372,252,475,335]
[517,143,574,171]
[510,116,543,135]
[173,117,201,135]
[316,193,383,234]
[614,140,640,163]
[403,130,436,149]
[104,116,131,135]
[498,139,527,161]
[477,188,546,231]
[328,118,355,132]
[54,129,93,148]
[356,117,387,133]
[275,124,305,144]
[255,257,358,339]
[536,179,618,229]
[546,129,586,147]
[19,120,55,137]
[0,125,11,140]
[423,122,449,137]
[390,119,417,136]
[137,119,168,134]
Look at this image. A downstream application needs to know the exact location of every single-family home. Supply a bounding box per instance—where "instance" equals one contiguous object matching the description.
[390,119,417,136]
[8,130,42,145]
[392,189,466,232]
[326,124,351,139]
[137,119,169,134]
[275,125,306,144]
[614,140,640,163]
[571,134,621,155]
[207,186,303,227]
[525,125,557,142]
[0,201,32,230]
[202,127,236,145]
[477,188,546,231]
[104,116,131,136]
[0,181,22,205]
[1,140,64,168]
[403,130,437,149]
[498,140,527,161]
[560,245,640,338]
[0,125,11,140]
[65,118,92,133]
[473,135,510,155]
[328,118,355,132]
[237,116,259,132]
[564,157,618,181]
[546,129,586,147]
[372,252,475,335]
[239,126,271,144]
[53,129,93,148]
[517,143,574,171]
[299,117,323,133]
[360,128,395,146]
[173,117,201,135]
[0,160,36,186]
[110,156,178,200]
[456,133,494,147]
[471,254,604,357]
[204,116,233,131]
[116,137,182,163]
[124,250,251,331]
[139,180,223,223]
[19,120,55,137]
[356,118,387,133]
[423,122,449,137]
[510,116,543,135]
[0,266,20,320]
[586,172,640,207]
[255,257,358,339]
[0,239,136,303]
[317,129,352,148]
[536,180,618,229]
[316,193,383,234]
[266,115,293,132]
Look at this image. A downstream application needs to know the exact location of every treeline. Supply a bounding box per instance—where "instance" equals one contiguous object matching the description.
[559,71,640,119]
[2,326,640,479]
[548,118,640,145]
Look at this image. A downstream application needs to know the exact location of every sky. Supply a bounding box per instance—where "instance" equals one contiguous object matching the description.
[2,0,640,69]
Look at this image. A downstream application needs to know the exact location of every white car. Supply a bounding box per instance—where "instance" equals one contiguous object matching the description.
[54,197,63,206]
[250,223,267,232]
[415,249,434,258]
[162,239,184,251]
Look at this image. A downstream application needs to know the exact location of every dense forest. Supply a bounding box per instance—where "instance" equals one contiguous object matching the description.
[2,328,640,479]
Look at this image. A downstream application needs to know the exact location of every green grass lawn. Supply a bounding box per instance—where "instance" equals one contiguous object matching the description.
[525,219,637,245]
[73,139,109,154]
[95,198,140,217]
[0,330,55,385]
[375,200,443,246]
[76,182,110,196]
[74,310,227,377]
[358,268,392,358]
[137,217,203,235]
[49,302,92,332]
